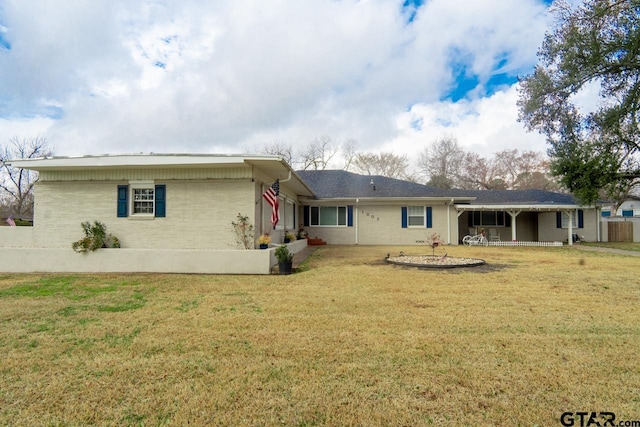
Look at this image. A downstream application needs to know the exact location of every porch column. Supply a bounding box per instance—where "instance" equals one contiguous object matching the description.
[566,209,574,246]
[508,210,521,241]
[456,209,466,245]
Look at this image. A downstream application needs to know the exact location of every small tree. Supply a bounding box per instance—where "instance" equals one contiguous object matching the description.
[0,136,53,216]
[231,213,254,249]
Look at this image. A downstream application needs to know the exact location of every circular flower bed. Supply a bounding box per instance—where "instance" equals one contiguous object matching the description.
[386,254,485,269]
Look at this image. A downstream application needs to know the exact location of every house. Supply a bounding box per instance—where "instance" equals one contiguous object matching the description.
[0,154,603,274]
[297,170,601,246]
[0,154,311,274]
[601,195,640,217]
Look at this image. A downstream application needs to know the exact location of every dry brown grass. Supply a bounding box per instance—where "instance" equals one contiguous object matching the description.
[1,245,639,426]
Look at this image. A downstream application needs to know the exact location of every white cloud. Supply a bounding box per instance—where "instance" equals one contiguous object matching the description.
[389,85,548,162]
[0,0,554,164]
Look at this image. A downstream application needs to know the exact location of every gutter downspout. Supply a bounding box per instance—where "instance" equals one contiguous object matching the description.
[355,198,359,245]
[279,170,292,183]
[447,198,454,244]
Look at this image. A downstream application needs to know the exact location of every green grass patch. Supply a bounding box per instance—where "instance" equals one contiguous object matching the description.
[582,241,640,252]
[0,247,638,426]
[0,275,139,300]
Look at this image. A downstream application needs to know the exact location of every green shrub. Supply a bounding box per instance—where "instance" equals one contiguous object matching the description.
[274,245,293,263]
[72,221,121,253]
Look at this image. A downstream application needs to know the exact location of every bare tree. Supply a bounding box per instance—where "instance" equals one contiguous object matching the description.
[492,149,559,190]
[0,136,53,216]
[350,152,413,180]
[261,140,296,166]
[340,138,358,171]
[299,135,340,170]
[457,152,505,190]
[417,136,466,188]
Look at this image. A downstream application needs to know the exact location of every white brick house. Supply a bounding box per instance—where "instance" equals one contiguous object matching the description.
[0,154,602,273]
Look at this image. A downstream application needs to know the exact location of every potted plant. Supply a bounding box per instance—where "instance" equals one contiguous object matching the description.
[274,245,294,275]
[284,231,297,243]
[257,233,271,249]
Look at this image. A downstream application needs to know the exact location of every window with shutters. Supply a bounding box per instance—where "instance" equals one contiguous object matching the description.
[117,182,166,218]
[131,182,155,216]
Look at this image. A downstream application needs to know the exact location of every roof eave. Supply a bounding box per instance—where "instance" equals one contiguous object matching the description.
[300,196,475,204]
[455,203,592,211]
[7,154,284,171]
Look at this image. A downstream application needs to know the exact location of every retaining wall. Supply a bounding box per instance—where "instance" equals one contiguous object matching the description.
[0,238,307,275]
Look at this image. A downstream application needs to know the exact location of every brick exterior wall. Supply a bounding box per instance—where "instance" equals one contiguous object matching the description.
[33,180,258,249]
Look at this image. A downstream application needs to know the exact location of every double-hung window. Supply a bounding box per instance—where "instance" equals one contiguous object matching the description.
[132,186,155,215]
[401,206,433,228]
[407,206,425,226]
[117,182,166,218]
[556,210,584,229]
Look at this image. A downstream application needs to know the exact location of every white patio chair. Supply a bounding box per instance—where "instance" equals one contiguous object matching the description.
[488,228,500,241]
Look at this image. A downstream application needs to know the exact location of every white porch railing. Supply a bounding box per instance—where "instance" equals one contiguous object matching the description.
[488,241,563,247]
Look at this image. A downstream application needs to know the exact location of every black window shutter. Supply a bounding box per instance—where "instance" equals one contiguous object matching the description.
[117,185,129,217]
[578,210,584,228]
[303,206,310,227]
[155,185,166,217]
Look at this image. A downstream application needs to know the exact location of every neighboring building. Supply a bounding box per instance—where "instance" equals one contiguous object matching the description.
[601,196,640,218]
[0,154,603,274]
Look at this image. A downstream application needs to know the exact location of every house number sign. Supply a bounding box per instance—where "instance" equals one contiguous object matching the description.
[362,210,380,221]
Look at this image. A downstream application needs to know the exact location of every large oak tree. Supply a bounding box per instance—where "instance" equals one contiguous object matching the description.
[518,0,640,205]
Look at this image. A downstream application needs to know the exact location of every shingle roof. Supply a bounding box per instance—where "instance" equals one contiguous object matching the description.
[296,170,464,199]
[296,170,581,205]
[461,189,578,205]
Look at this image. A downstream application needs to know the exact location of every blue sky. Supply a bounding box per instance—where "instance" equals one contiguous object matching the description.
[0,0,556,164]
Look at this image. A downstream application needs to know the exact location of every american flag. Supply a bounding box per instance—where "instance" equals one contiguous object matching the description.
[262,179,280,227]
[6,216,16,227]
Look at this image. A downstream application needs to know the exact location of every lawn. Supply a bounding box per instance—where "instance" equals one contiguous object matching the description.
[0,245,639,426]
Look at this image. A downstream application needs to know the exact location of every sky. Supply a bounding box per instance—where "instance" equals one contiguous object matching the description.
[0,0,559,167]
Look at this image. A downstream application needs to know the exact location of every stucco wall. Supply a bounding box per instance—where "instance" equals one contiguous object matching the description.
[33,179,257,249]
[0,239,307,274]
[0,227,34,247]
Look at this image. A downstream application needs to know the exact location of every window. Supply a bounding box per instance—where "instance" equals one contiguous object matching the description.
[561,211,577,228]
[284,200,296,230]
[470,211,507,227]
[309,206,347,226]
[407,206,425,226]
[133,187,155,215]
[117,183,166,218]
[401,206,432,228]
[556,210,584,228]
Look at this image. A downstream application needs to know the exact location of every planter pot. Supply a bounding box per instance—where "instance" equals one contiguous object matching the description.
[284,237,290,243]
[278,261,293,275]
[259,244,268,249]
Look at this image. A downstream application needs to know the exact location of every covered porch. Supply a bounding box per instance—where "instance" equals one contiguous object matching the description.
[455,204,600,246]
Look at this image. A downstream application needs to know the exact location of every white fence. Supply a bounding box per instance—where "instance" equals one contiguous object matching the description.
[488,241,563,247]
